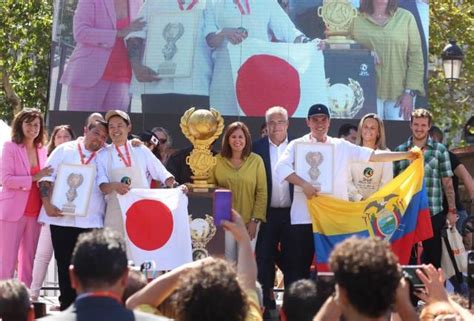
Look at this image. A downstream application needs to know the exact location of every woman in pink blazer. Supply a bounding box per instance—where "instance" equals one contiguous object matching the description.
[60,0,144,111]
[0,108,52,287]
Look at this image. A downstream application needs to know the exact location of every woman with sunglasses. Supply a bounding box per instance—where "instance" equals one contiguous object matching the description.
[151,127,176,166]
[348,113,393,201]
[0,108,52,286]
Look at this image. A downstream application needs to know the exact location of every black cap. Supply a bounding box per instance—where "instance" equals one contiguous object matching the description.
[139,131,159,146]
[307,104,330,119]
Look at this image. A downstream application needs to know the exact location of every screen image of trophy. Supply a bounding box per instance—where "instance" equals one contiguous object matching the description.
[180,107,224,191]
[143,11,197,79]
[157,22,185,76]
[318,0,358,47]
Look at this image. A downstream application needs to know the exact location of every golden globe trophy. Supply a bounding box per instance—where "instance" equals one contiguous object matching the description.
[317,0,358,47]
[180,107,224,191]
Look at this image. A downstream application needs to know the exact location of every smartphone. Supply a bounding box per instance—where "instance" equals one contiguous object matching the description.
[213,189,232,226]
[468,251,474,287]
[316,272,335,296]
[402,265,424,288]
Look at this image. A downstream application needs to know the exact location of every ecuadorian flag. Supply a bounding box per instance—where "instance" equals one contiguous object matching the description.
[308,148,433,271]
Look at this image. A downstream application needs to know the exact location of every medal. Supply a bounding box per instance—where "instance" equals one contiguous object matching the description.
[115,143,132,167]
[234,0,250,15]
[121,176,132,186]
[237,27,248,37]
[77,143,96,165]
[177,0,198,10]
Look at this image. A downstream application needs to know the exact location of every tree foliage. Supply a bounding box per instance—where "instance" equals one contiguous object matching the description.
[429,0,473,146]
[0,0,53,121]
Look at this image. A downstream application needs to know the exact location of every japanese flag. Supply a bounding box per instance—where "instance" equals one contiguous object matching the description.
[228,38,328,118]
[117,188,192,270]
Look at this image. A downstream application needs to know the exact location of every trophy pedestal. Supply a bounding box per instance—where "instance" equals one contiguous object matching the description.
[186,177,215,193]
[325,35,361,49]
[188,190,225,260]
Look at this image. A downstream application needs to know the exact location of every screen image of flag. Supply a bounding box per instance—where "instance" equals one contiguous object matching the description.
[117,188,192,270]
[308,151,432,271]
[226,38,328,118]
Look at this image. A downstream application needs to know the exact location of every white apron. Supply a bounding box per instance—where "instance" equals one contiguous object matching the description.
[104,146,147,239]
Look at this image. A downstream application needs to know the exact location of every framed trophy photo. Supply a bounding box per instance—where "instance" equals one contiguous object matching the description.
[144,11,198,78]
[294,142,335,194]
[50,163,96,216]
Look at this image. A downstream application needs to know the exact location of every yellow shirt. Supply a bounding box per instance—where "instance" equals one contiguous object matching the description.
[246,289,263,321]
[350,8,425,100]
[209,153,267,223]
[136,290,263,321]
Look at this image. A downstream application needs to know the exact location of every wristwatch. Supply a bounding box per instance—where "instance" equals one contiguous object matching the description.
[250,218,261,223]
[404,89,416,97]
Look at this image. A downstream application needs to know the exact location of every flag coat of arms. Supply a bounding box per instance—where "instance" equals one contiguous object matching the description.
[308,152,432,271]
[117,188,192,270]
[227,38,328,118]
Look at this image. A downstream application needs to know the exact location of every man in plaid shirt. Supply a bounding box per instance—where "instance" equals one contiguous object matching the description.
[394,109,456,268]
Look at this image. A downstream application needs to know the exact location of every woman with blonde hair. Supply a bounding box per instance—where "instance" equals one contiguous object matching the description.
[209,122,267,261]
[348,113,393,201]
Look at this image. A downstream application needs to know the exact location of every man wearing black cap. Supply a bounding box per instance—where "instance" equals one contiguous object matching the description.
[275,104,418,279]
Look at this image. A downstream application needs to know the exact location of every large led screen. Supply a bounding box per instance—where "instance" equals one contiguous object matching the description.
[48,0,428,121]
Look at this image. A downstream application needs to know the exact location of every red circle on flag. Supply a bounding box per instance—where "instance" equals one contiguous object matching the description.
[125,199,174,251]
[236,54,300,117]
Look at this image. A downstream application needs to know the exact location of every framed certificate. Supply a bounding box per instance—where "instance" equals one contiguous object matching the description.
[294,142,335,194]
[51,163,96,216]
[144,11,198,78]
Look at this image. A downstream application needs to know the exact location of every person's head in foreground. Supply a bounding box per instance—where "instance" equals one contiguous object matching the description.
[69,228,128,295]
[174,257,248,321]
[0,279,34,321]
[420,301,462,321]
[329,236,401,319]
[281,279,318,321]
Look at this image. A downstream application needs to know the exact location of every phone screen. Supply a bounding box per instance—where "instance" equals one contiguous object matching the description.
[402,265,424,288]
[213,189,232,226]
[316,272,335,297]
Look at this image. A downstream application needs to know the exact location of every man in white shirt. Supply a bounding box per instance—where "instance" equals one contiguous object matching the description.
[38,120,108,310]
[252,106,295,319]
[275,104,417,277]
